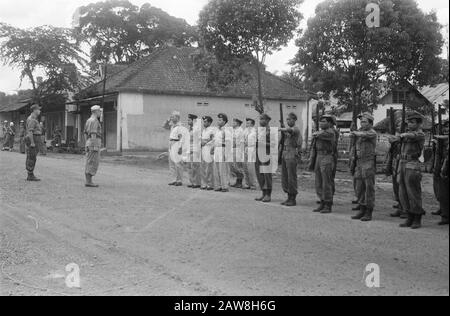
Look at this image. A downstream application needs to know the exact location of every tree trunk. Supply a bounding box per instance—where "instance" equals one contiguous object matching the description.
[255,57,264,114]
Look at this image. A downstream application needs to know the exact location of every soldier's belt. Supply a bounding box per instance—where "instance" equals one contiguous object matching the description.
[400,154,419,160]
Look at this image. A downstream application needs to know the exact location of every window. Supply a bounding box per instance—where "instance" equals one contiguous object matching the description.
[197,102,209,107]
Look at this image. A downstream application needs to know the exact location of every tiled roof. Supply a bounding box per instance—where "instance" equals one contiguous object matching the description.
[84,47,308,101]
[419,83,449,106]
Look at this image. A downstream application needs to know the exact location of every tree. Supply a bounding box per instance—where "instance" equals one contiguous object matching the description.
[292,0,443,120]
[198,0,303,113]
[75,0,198,64]
[0,23,88,104]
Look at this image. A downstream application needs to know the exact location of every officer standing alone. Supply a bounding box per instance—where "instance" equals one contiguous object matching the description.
[84,105,103,188]
[25,104,42,181]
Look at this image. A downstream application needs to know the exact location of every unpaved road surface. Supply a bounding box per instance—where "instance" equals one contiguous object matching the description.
[0,151,448,296]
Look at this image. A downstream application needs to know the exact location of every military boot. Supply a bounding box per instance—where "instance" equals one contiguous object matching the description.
[411,215,422,229]
[432,209,442,216]
[27,173,41,182]
[231,179,243,189]
[352,206,366,220]
[262,190,272,203]
[313,201,325,213]
[255,190,266,201]
[320,202,332,214]
[281,194,290,206]
[85,174,99,188]
[285,195,297,207]
[361,208,373,222]
[390,210,403,217]
[400,213,414,228]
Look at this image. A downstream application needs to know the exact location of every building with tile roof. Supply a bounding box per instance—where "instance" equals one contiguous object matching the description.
[72,46,313,152]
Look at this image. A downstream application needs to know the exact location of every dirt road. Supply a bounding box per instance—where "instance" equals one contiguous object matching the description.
[0,151,448,296]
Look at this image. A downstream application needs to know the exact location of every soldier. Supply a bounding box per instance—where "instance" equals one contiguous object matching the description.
[398,112,426,229]
[439,144,449,225]
[213,113,232,192]
[0,121,6,144]
[331,116,340,197]
[2,122,15,151]
[310,115,336,213]
[242,118,257,190]
[348,121,359,206]
[200,116,215,191]
[186,114,202,189]
[350,113,377,222]
[25,104,42,181]
[387,114,406,218]
[19,120,26,154]
[164,111,184,186]
[432,120,449,225]
[279,113,302,206]
[39,116,47,156]
[84,105,103,188]
[255,113,273,203]
[230,119,245,189]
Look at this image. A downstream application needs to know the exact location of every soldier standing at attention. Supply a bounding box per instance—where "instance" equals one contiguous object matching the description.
[164,111,184,187]
[25,104,42,181]
[200,116,215,191]
[351,113,377,222]
[279,113,301,207]
[213,113,232,192]
[84,105,102,188]
[186,114,202,189]
[19,120,26,154]
[398,112,426,229]
[230,119,245,189]
[432,120,449,225]
[243,118,257,190]
[310,115,336,214]
[255,113,273,203]
[2,121,13,151]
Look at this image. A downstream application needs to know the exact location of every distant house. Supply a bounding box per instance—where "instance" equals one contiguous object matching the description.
[74,46,313,152]
[374,82,449,124]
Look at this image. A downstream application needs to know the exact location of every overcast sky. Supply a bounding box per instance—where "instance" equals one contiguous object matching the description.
[0,0,448,94]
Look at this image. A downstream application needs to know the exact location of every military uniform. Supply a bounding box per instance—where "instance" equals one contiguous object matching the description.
[432,120,449,225]
[243,120,257,190]
[331,118,340,196]
[255,114,273,202]
[388,136,404,216]
[19,122,26,154]
[25,108,42,181]
[230,120,245,188]
[280,116,301,206]
[213,114,232,192]
[167,117,184,186]
[201,117,216,190]
[351,113,377,221]
[186,115,201,188]
[311,116,336,213]
[439,144,449,225]
[399,112,426,229]
[84,108,102,187]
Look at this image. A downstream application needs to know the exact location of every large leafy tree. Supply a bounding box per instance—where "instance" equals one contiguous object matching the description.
[198,0,303,113]
[75,0,198,64]
[292,0,443,120]
[0,23,88,104]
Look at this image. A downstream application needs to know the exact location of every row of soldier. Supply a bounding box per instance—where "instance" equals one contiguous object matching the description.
[164,110,449,230]
[1,119,48,154]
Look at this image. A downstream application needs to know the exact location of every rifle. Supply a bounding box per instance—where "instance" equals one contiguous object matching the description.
[278,103,285,165]
[435,105,444,175]
[349,116,358,175]
[308,101,321,171]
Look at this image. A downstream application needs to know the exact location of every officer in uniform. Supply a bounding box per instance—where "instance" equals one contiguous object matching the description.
[351,113,377,222]
[243,118,257,190]
[19,120,26,154]
[200,116,215,190]
[213,113,232,192]
[164,111,184,186]
[387,113,406,218]
[186,114,202,189]
[398,112,426,229]
[230,119,245,189]
[431,120,449,225]
[279,113,301,206]
[84,105,103,187]
[255,113,273,203]
[25,104,42,181]
[310,115,336,213]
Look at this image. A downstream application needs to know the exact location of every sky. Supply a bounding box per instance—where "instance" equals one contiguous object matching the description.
[0,0,448,94]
